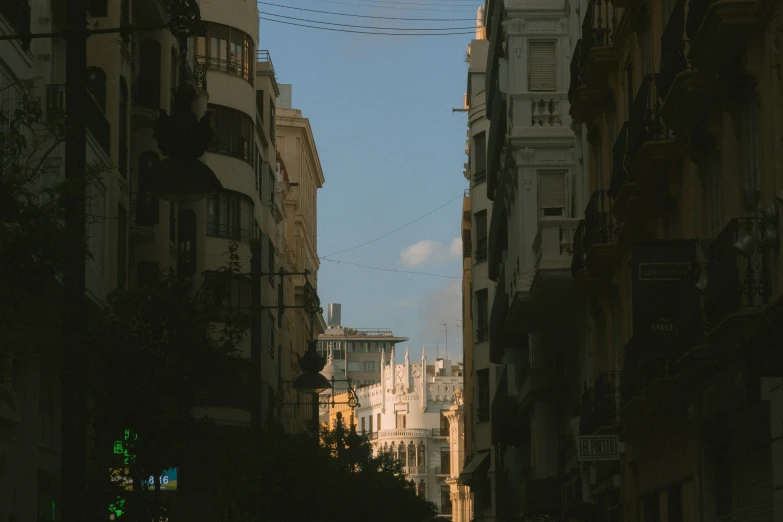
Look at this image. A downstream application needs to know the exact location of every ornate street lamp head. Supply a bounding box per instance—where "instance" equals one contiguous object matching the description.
[293,340,332,394]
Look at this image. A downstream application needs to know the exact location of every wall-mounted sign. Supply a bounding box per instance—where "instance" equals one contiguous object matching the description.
[577,435,620,461]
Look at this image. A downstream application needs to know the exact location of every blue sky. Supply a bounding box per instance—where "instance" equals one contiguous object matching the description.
[258,0,479,363]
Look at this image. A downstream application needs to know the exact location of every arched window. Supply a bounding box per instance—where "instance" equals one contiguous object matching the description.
[417,441,425,467]
[138,40,161,110]
[177,209,196,277]
[118,77,128,179]
[136,151,159,225]
[86,67,106,112]
[407,442,415,467]
[418,480,426,498]
[398,442,406,466]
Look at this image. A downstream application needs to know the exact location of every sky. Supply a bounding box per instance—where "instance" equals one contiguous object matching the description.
[257,0,480,364]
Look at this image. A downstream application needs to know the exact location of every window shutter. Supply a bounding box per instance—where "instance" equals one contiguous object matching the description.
[528,41,557,92]
[539,172,567,216]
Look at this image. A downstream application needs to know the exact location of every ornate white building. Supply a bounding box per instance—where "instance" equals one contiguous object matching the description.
[331,347,470,520]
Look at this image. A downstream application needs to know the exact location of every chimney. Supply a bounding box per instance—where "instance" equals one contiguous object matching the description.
[328,303,342,327]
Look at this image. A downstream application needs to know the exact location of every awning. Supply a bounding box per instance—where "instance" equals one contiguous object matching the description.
[459,450,490,486]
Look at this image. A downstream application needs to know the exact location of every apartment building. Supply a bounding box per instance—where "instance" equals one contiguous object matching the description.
[568,1,783,521]
[0,0,326,520]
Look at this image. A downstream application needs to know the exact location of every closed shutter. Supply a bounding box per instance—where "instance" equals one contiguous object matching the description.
[539,171,567,217]
[528,41,557,92]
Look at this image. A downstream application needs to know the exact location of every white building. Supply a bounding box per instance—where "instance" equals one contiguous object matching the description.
[332,347,467,519]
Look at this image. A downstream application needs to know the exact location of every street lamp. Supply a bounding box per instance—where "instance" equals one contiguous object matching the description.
[292,340,332,394]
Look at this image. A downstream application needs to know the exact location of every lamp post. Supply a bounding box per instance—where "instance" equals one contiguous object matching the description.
[292,341,333,436]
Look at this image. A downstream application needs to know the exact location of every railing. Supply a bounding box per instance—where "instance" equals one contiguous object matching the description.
[583,190,617,251]
[582,0,615,52]
[609,122,630,198]
[658,0,687,98]
[534,218,579,270]
[0,0,31,40]
[568,39,585,103]
[626,74,673,171]
[403,466,427,475]
[338,328,394,336]
[476,237,488,262]
[433,427,449,437]
[685,0,714,40]
[369,432,378,440]
[593,371,622,429]
[377,428,431,438]
[530,98,564,127]
[207,132,252,164]
[132,76,160,112]
[190,60,208,92]
[205,222,255,242]
[195,56,253,84]
[256,50,275,75]
[473,169,487,184]
[703,216,773,328]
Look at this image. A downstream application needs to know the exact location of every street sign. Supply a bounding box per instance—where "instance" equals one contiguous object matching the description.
[577,435,620,462]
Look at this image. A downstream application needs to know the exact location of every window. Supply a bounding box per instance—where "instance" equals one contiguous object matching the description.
[363,361,376,372]
[361,417,366,433]
[539,171,567,218]
[136,151,160,225]
[739,89,760,195]
[476,289,488,343]
[207,104,254,164]
[256,90,264,124]
[206,191,254,241]
[528,41,557,92]
[440,448,451,474]
[270,104,276,144]
[368,415,373,433]
[377,413,381,431]
[475,210,487,262]
[477,369,490,421]
[417,442,425,466]
[396,413,406,429]
[177,209,197,276]
[86,67,106,112]
[347,361,361,372]
[202,270,251,322]
[441,485,452,515]
[266,234,275,286]
[137,40,161,111]
[398,442,406,466]
[473,131,487,183]
[408,443,416,467]
[117,204,127,288]
[418,480,426,498]
[195,22,254,83]
[439,412,449,436]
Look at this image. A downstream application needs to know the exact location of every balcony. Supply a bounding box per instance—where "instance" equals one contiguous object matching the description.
[517,360,554,410]
[256,50,276,79]
[572,191,619,286]
[569,0,617,122]
[207,133,252,165]
[403,466,427,476]
[614,74,678,222]
[533,218,580,273]
[702,215,776,333]
[688,0,764,73]
[609,122,630,199]
[659,0,719,131]
[0,0,31,44]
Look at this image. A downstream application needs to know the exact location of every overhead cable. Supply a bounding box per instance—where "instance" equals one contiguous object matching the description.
[290,0,475,13]
[322,258,462,279]
[257,2,476,20]
[258,16,476,34]
[320,194,463,259]
[260,11,476,30]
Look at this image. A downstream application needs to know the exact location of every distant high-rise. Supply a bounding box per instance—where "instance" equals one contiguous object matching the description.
[328,303,342,327]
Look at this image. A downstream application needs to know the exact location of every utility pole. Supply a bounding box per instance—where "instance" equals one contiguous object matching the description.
[61,0,88,521]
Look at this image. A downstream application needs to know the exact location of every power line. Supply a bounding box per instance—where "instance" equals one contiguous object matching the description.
[323,258,462,279]
[320,194,463,259]
[258,2,476,20]
[260,11,476,30]
[290,0,475,13]
[258,17,477,34]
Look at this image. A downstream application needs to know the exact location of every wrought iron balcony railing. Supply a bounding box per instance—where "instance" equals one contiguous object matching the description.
[702,215,775,329]
[196,55,253,84]
[581,0,615,53]
[626,74,673,170]
[609,122,630,198]
[658,0,687,98]
[207,132,252,165]
[583,190,617,251]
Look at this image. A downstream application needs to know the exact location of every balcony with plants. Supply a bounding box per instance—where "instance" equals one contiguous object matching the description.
[611,74,677,222]
[569,0,618,123]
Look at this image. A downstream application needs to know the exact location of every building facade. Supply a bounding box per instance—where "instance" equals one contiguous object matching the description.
[331,348,466,519]
[0,0,327,520]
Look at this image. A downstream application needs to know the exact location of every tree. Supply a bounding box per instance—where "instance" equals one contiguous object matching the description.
[88,246,247,522]
[216,417,438,522]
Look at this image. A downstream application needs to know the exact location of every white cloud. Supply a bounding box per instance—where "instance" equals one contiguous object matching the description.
[400,237,462,267]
